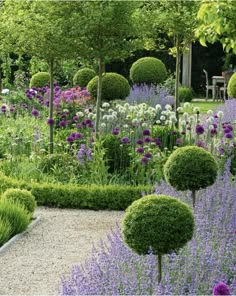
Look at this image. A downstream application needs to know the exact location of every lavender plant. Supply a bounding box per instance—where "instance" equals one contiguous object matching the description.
[60,163,236,295]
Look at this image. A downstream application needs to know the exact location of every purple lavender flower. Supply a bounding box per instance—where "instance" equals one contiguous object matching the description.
[121,137,130,144]
[31,109,39,117]
[143,129,151,136]
[136,147,144,154]
[47,118,55,125]
[213,282,230,295]
[196,124,205,135]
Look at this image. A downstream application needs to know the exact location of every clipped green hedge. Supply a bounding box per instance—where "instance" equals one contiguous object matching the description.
[0,173,151,210]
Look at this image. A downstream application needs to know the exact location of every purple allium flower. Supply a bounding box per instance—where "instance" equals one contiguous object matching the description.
[74,133,82,139]
[144,137,151,143]
[121,137,130,144]
[144,152,152,158]
[85,119,92,125]
[155,138,162,147]
[171,130,177,135]
[76,124,82,129]
[141,156,149,165]
[136,139,144,145]
[136,147,144,154]
[59,120,67,127]
[213,282,230,295]
[176,138,182,145]
[31,109,39,117]
[143,129,151,136]
[196,140,208,150]
[66,135,74,143]
[196,124,205,135]
[225,133,233,139]
[73,115,79,122]
[47,118,55,125]
[210,129,217,136]
[224,127,232,134]
[112,128,119,135]
[1,105,7,112]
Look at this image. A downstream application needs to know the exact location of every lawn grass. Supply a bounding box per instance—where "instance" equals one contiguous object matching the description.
[181,101,223,114]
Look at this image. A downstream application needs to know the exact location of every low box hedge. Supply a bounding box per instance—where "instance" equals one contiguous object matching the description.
[0,173,152,210]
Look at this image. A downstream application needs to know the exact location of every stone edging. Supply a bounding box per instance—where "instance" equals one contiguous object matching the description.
[0,215,41,254]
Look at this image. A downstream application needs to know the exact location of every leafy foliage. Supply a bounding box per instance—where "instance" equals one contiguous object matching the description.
[29,72,50,88]
[73,68,96,88]
[130,57,167,85]
[152,125,180,151]
[1,188,36,215]
[87,73,130,101]
[164,146,218,192]
[122,194,194,255]
[0,218,12,247]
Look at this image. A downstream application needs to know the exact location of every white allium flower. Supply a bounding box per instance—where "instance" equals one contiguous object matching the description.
[100,108,104,112]
[193,107,200,113]
[209,124,214,130]
[181,120,186,127]
[160,115,166,121]
[123,124,129,128]
[217,111,224,119]
[103,115,108,121]
[170,115,177,123]
[161,110,167,115]
[63,109,69,113]
[102,102,110,108]
[126,114,132,120]
[124,103,130,108]
[183,112,189,120]
[156,120,161,124]
[207,109,213,115]
[88,113,94,119]
[107,115,114,122]
[76,111,84,117]
[101,123,106,128]
[165,120,170,125]
[165,104,172,110]
[189,116,195,122]
[108,108,114,114]
[155,104,162,111]
[142,122,148,128]
[177,107,183,113]
[183,102,190,109]
[112,111,117,116]
[132,118,139,125]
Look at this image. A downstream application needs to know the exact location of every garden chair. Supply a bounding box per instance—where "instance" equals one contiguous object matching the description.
[219,70,234,101]
[203,69,219,101]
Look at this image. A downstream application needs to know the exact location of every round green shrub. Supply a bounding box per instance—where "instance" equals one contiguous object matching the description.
[152,126,180,151]
[130,57,167,85]
[102,135,131,174]
[0,199,30,236]
[2,189,36,215]
[164,146,218,192]
[87,73,130,101]
[178,87,193,102]
[73,68,96,87]
[0,218,12,246]
[227,73,236,98]
[122,194,194,255]
[29,72,50,88]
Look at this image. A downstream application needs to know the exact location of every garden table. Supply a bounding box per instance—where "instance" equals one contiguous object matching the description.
[212,76,224,100]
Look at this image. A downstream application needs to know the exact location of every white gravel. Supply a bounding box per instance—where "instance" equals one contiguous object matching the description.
[0,207,123,296]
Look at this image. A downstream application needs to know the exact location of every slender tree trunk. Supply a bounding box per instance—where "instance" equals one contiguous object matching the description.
[95,57,104,135]
[49,58,54,154]
[175,34,181,127]
[157,254,162,283]
[192,190,196,208]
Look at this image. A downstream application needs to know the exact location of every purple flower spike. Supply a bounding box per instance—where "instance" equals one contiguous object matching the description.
[47,118,55,125]
[213,282,230,295]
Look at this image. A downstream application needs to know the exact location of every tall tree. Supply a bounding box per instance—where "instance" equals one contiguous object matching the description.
[70,1,139,134]
[1,0,80,153]
[196,0,236,53]
[137,1,199,123]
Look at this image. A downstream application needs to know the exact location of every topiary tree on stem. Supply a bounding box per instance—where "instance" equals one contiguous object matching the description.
[122,194,194,283]
[164,146,218,207]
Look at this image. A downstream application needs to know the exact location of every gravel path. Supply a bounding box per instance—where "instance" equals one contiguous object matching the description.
[0,207,123,296]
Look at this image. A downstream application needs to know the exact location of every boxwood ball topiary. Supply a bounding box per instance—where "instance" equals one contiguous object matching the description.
[227,72,236,98]
[164,146,218,192]
[2,188,36,215]
[29,72,50,88]
[122,194,194,255]
[87,73,130,101]
[73,68,96,87]
[178,87,193,102]
[130,57,167,85]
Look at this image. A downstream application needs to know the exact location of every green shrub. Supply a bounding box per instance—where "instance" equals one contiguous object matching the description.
[230,152,236,176]
[87,73,130,101]
[130,57,167,85]
[0,172,152,210]
[0,199,30,236]
[73,68,96,87]
[122,194,194,281]
[102,135,131,174]
[164,146,218,207]
[152,126,180,151]
[227,73,236,98]
[1,188,36,215]
[178,87,193,102]
[38,153,76,174]
[0,218,12,246]
[29,72,50,88]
